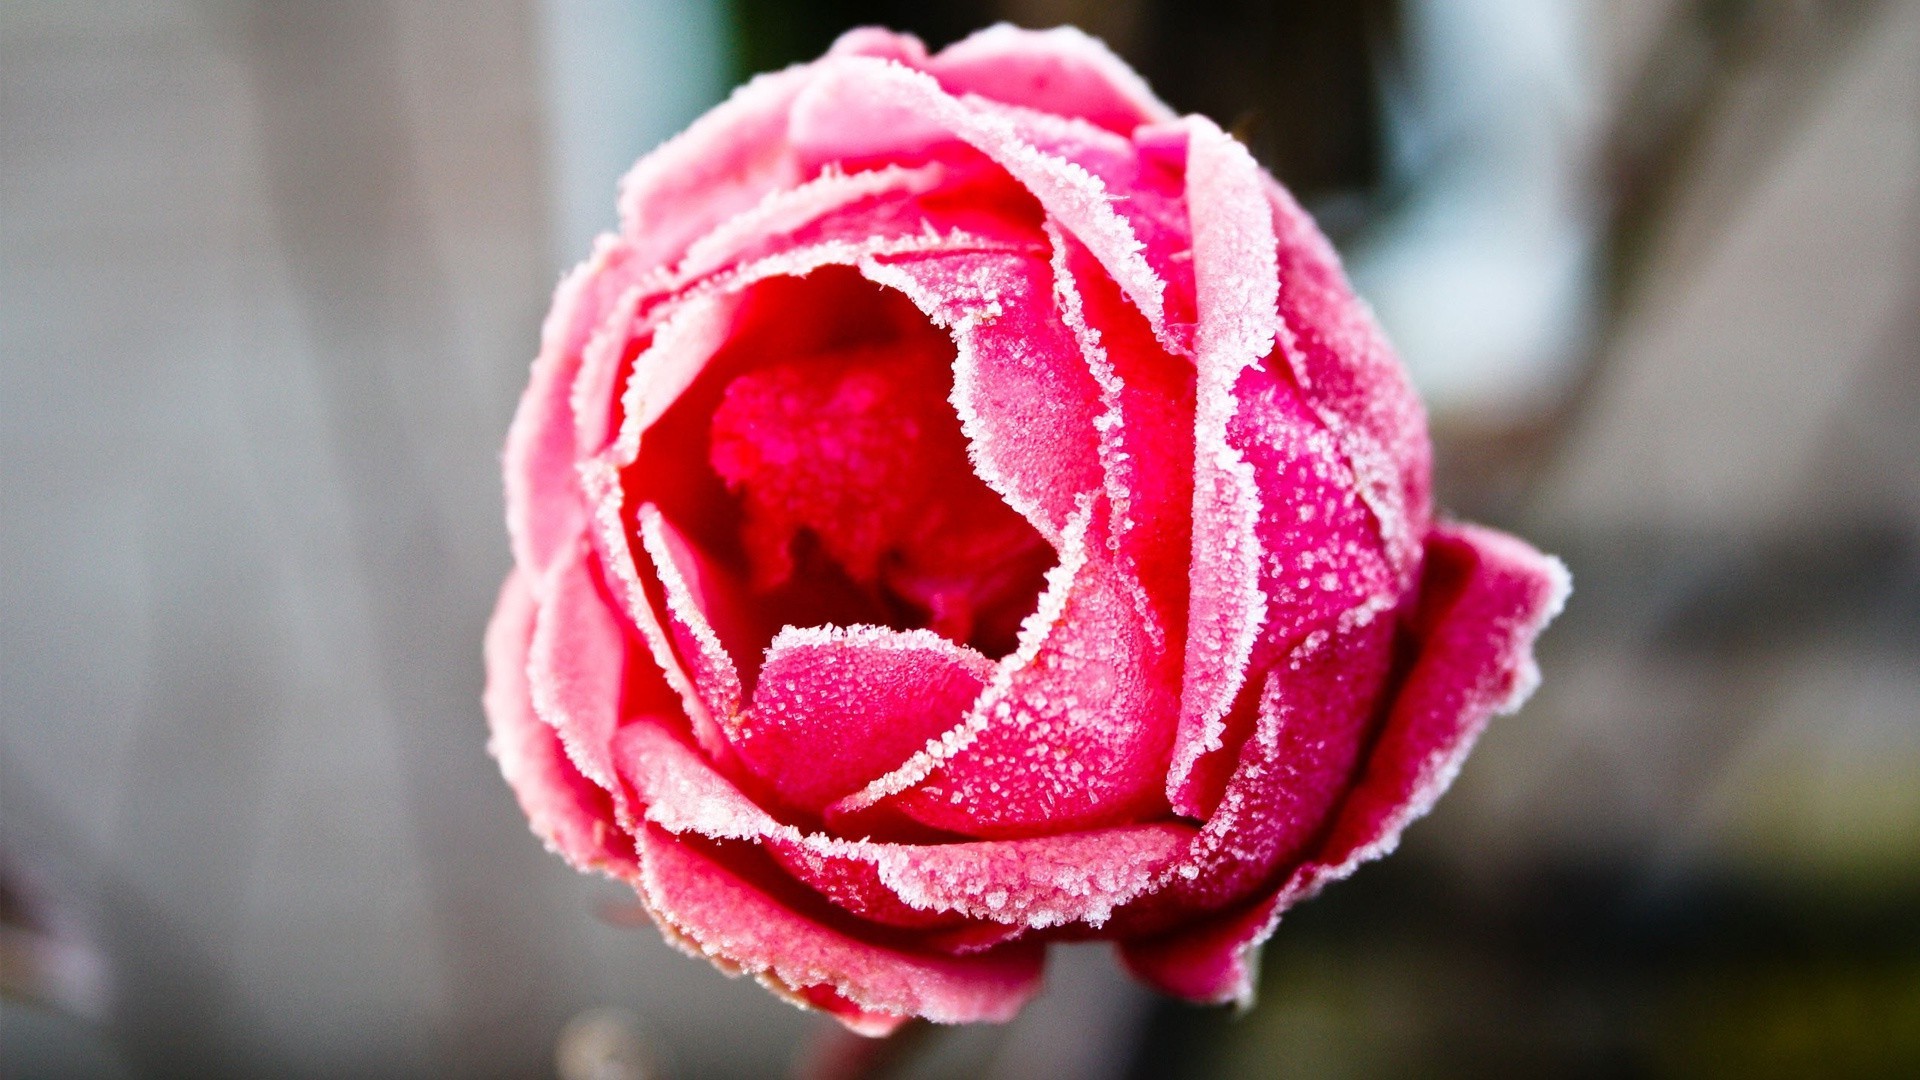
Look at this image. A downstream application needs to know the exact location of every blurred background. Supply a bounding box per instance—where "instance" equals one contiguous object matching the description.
[2,0,1915,1076]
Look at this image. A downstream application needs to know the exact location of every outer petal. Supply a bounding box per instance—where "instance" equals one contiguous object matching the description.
[1120,523,1569,1004]
[788,58,1171,340]
[925,24,1177,134]
[615,719,1192,933]
[631,825,1045,1031]
[616,65,813,271]
[504,237,644,580]
[483,571,636,877]
[1269,181,1433,581]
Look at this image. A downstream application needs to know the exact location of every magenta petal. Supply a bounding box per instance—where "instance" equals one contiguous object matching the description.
[615,719,1190,931]
[927,25,1176,134]
[616,66,811,271]
[631,824,1046,1030]
[526,536,635,792]
[635,503,753,723]
[1269,181,1433,579]
[1171,357,1400,815]
[738,625,994,813]
[484,571,636,877]
[791,58,1171,334]
[1300,523,1568,877]
[860,249,1103,542]
[870,509,1183,838]
[1119,523,1568,1004]
[505,237,643,580]
[1117,890,1281,1004]
[1169,118,1280,811]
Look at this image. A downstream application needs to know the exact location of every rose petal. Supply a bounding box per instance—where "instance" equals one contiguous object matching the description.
[616,65,812,270]
[615,719,1192,932]
[1269,181,1433,581]
[505,236,644,580]
[483,571,636,877]
[1168,118,1280,812]
[789,58,1170,339]
[636,503,750,722]
[1120,522,1569,1004]
[736,625,994,813]
[527,536,636,791]
[631,824,1046,1030]
[869,506,1184,838]
[1171,355,1400,815]
[1048,226,1196,646]
[858,248,1103,543]
[926,24,1177,134]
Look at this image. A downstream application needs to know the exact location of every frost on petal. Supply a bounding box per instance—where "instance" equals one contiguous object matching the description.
[1268,180,1433,582]
[1049,227,1196,646]
[617,65,812,271]
[736,625,994,813]
[1169,118,1279,814]
[506,236,644,581]
[871,505,1184,839]
[636,504,751,723]
[1117,614,1397,935]
[927,24,1177,134]
[581,461,732,761]
[858,249,1103,544]
[1170,354,1399,815]
[484,571,637,877]
[1119,523,1568,1005]
[631,825,1046,1030]
[527,536,647,792]
[790,59,1170,339]
[614,719,1191,932]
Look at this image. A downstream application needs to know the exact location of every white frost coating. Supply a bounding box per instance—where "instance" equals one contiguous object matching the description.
[834,496,1097,813]
[614,229,1035,468]
[569,284,644,455]
[1167,118,1280,803]
[764,623,997,682]
[637,503,745,723]
[578,461,728,759]
[611,292,734,466]
[932,23,1178,125]
[829,58,1169,340]
[673,162,945,283]
[856,255,1058,544]
[628,719,1184,929]
[1496,553,1571,714]
[1044,221,1163,646]
[1198,541,1574,1006]
[525,542,617,791]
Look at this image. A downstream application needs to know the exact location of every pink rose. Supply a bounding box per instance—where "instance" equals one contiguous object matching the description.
[486,25,1568,1034]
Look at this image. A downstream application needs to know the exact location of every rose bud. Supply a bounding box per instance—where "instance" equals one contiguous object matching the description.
[486,25,1569,1034]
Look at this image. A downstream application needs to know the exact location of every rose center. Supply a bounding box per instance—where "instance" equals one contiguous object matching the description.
[702,269,1049,658]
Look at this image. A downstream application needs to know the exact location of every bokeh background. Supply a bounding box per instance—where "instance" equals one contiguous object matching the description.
[3,1,1915,1077]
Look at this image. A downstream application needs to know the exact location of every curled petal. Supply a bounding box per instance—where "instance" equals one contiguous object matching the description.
[632,825,1046,1030]
[615,720,1192,932]
[1120,522,1568,1004]
[859,249,1103,542]
[483,571,636,877]
[1169,118,1279,813]
[1269,181,1433,581]
[926,24,1176,133]
[506,237,644,580]
[737,625,994,813]
[858,504,1182,838]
